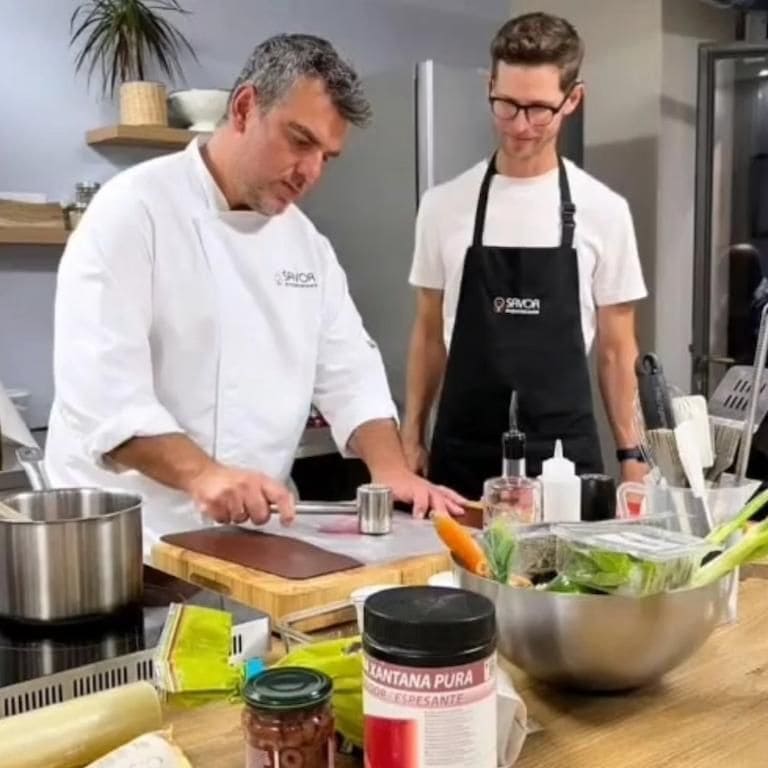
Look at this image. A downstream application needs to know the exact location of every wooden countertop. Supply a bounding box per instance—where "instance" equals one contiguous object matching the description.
[168,578,768,767]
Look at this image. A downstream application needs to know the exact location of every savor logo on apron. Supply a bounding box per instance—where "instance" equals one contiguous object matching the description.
[493,296,541,315]
[428,154,603,499]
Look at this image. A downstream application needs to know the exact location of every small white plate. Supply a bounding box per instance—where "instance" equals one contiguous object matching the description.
[427,570,458,588]
[350,584,398,633]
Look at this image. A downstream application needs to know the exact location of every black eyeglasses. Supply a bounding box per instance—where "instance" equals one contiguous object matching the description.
[489,83,579,127]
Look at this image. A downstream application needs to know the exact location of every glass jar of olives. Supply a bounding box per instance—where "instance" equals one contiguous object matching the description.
[243,667,335,768]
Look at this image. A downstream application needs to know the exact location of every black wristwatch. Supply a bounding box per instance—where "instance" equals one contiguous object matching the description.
[616,447,645,463]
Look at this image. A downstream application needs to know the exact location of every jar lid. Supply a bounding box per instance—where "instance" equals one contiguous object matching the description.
[243,667,333,711]
[364,586,496,658]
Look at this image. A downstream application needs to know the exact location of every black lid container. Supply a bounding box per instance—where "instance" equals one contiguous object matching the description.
[363,586,496,667]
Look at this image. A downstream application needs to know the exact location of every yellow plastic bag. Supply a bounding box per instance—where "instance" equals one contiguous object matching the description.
[274,636,363,747]
[154,604,244,708]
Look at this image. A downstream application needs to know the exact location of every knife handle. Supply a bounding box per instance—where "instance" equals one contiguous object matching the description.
[635,353,675,430]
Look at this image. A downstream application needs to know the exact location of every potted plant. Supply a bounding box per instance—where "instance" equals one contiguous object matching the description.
[70,0,197,127]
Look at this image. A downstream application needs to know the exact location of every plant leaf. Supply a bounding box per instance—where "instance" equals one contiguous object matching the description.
[69,0,196,97]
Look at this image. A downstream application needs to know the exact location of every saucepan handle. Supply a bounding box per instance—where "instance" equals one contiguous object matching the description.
[15,446,51,491]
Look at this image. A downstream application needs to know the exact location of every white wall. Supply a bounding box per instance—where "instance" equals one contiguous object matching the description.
[0,0,509,428]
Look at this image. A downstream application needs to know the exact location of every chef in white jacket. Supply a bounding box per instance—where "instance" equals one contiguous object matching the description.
[46,34,464,551]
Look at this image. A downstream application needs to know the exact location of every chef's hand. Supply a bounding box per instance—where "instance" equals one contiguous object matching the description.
[372,468,466,519]
[188,464,296,527]
[620,459,649,485]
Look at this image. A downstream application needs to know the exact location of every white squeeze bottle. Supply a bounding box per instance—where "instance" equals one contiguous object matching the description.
[540,439,581,523]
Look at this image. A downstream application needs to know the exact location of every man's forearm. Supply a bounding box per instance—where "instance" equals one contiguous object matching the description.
[107,434,216,493]
[598,343,640,449]
[402,324,446,443]
[348,419,408,479]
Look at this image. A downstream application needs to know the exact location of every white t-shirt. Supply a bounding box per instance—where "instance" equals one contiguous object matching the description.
[409,159,647,351]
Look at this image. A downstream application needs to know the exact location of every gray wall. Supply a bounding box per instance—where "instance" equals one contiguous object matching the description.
[0,0,509,428]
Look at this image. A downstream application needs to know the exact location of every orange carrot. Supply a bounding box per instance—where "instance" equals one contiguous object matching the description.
[433,514,488,577]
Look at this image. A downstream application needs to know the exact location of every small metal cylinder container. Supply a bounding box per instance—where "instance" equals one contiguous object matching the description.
[357,484,393,535]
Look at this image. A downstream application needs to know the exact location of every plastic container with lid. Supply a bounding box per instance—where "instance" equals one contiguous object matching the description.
[242,667,335,768]
[554,522,716,596]
[362,586,497,768]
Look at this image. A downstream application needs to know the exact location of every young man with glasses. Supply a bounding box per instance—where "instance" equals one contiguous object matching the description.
[402,13,648,499]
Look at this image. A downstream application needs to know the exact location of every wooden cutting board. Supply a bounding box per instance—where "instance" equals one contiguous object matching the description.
[161,527,363,580]
[151,536,451,620]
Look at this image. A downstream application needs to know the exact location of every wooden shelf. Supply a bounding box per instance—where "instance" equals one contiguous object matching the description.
[0,227,69,246]
[86,124,201,149]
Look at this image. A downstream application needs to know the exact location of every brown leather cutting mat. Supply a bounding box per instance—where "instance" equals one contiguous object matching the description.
[161,526,363,580]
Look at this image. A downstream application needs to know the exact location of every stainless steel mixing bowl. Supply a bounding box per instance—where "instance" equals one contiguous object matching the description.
[454,557,731,691]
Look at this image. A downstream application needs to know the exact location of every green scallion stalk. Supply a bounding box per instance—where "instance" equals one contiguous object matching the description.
[706,488,768,547]
[692,516,768,587]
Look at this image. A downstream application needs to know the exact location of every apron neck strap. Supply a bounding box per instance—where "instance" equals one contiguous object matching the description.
[472,154,576,249]
[558,155,575,249]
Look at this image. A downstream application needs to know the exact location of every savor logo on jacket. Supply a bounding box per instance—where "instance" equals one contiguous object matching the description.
[275,270,318,288]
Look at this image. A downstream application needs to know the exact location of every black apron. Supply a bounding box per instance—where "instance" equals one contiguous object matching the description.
[428,154,603,500]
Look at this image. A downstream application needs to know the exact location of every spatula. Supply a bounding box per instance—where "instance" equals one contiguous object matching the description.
[672,395,714,469]
[708,416,743,484]
[675,418,715,533]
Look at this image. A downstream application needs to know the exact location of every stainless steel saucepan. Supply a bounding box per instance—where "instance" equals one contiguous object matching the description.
[0,447,143,622]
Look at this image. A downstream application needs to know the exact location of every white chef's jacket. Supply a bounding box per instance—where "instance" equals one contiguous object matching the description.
[46,139,397,552]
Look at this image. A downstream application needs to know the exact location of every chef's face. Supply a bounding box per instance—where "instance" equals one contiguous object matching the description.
[229,77,349,215]
[490,62,582,164]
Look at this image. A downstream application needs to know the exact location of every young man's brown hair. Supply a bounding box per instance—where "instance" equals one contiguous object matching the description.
[490,12,584,90]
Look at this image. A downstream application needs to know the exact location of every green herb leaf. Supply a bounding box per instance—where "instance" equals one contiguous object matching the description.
[70,0,198,98]
[482,519,517,583]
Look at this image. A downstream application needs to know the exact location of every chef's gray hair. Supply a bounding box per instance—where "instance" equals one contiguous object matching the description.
[229,34,372,127]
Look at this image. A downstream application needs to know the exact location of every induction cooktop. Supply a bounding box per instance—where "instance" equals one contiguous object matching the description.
[0,566,270,717]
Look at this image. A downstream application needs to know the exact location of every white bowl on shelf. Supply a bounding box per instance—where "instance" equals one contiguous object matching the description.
[167,89,229,132]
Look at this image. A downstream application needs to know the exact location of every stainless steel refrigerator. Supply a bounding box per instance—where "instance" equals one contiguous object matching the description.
[301,59,585,412]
